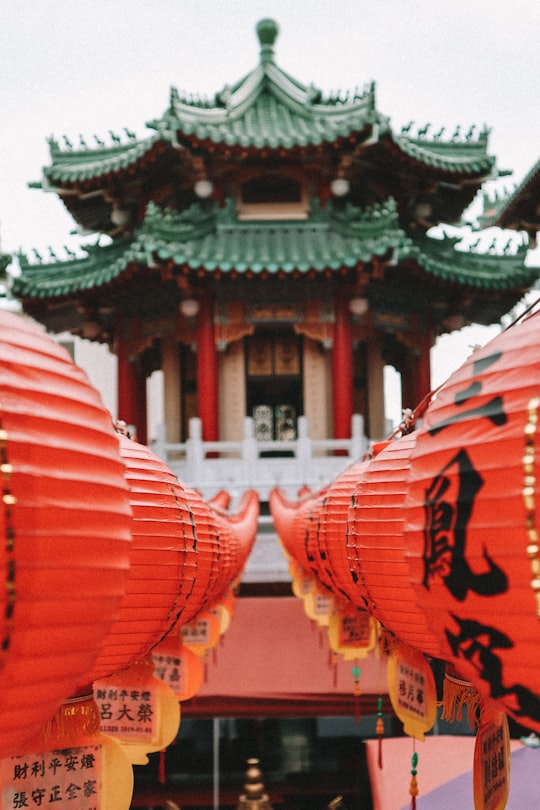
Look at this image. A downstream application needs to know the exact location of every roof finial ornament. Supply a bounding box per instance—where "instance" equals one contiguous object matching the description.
[256,18,279,64]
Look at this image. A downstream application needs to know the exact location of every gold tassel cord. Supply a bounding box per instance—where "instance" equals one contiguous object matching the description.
[43,695,101,743]
[524,397,540,617]
[439,669,480,730]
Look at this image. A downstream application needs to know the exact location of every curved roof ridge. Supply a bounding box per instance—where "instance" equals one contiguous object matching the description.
[392,131,495,174]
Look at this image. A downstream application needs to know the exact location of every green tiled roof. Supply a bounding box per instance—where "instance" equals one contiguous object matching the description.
[14,198,537,301]
[480,156,540,228]
[41,133,162,184]
[15,239,149,298]
[392,131,495,175]
[36,19,497,185]
[407,230,535,289]
[148,20,382,150]
[143,198,409,273]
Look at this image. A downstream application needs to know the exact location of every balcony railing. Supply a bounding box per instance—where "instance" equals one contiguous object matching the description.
[152,413,369,503]
[151,414,371,583]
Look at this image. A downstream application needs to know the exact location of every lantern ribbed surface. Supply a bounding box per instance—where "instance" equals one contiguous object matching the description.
[0,311,132,755]
[269,488,323,579]
[348,433,442,657]
[208,489,259,602]
[405,307,540,732]
[311,459,372,606]
[81,434,202,686]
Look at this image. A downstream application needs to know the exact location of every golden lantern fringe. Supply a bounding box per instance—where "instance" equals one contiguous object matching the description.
[409,749,419,810]
[44,694,101,742]
[439,669,480,730]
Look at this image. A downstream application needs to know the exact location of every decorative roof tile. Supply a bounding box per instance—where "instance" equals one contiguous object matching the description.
[14,198,537,301]
[147,20,383,149]
[391,131,495,175]
[407,231,535,289]
[41,133,162,184]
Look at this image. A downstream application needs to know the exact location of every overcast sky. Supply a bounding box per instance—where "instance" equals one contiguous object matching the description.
[1,0,538,389]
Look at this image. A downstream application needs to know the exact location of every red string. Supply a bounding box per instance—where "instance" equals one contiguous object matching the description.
[158,749,166,784]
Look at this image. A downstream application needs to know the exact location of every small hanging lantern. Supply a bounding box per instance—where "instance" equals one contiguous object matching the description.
[153,635,204,702]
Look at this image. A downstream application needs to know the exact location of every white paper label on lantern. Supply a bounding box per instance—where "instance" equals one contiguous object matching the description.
[94,685,157,741]
[339,612,372,646]
[153,652,185,692]
[182,618,212,646]
[1,745,102,810]
[396,660,429,721]
[473,712,510,810]
[387,646,437,740]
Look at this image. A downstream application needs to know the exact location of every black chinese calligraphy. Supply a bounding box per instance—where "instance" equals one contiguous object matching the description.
[446,614,540,724]
[422,448,507,600]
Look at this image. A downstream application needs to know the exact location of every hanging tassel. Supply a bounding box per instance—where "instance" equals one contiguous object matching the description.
[331,651,338,687]
[376,696,384,769]
[351,665,361,723]
[158,748,166,785]
[440,666,480,730]
[409,750,419,810]
[44,694,101,743]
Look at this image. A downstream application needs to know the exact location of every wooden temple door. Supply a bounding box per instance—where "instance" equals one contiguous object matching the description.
[245,330,303,444]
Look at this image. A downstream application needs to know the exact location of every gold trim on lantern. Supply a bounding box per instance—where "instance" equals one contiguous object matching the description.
[524,397,540,617]
[440,669,481,729]
[0,411,16,663]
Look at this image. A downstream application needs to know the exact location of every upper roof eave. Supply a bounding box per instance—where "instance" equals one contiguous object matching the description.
[42,132,164,184]
[392,133,496,176]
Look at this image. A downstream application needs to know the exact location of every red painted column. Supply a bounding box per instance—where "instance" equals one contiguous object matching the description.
[332,295,353,440]
[414,330,433,407]
[116,319,147,444]
[197,296,219,441]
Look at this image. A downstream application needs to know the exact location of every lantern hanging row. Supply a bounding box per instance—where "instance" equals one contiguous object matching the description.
[0,310,260,760]
[271,303,540,736]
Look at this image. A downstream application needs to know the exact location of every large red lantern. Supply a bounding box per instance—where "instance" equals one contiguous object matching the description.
[348,432,442,658]
[81,432,206,687]
[0,311,132,756]
[405,307,540,732]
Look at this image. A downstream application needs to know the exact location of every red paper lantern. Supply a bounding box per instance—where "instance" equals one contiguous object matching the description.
[348,433,442,658]
[308,460,372,606]
[0,311,132,756]
[153,635,204,702]
[269,487,325,580]
[405,308,540,732]
[81,432,207,687]
[207,489,259,603]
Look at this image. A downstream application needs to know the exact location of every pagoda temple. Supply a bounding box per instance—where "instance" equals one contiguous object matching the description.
[14,18,537,461]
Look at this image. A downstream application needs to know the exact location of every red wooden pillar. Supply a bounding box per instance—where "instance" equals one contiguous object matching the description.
[332,295,353,440]
[414,330,432,406]
[116,320,147,444]
[197,296,218,441]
